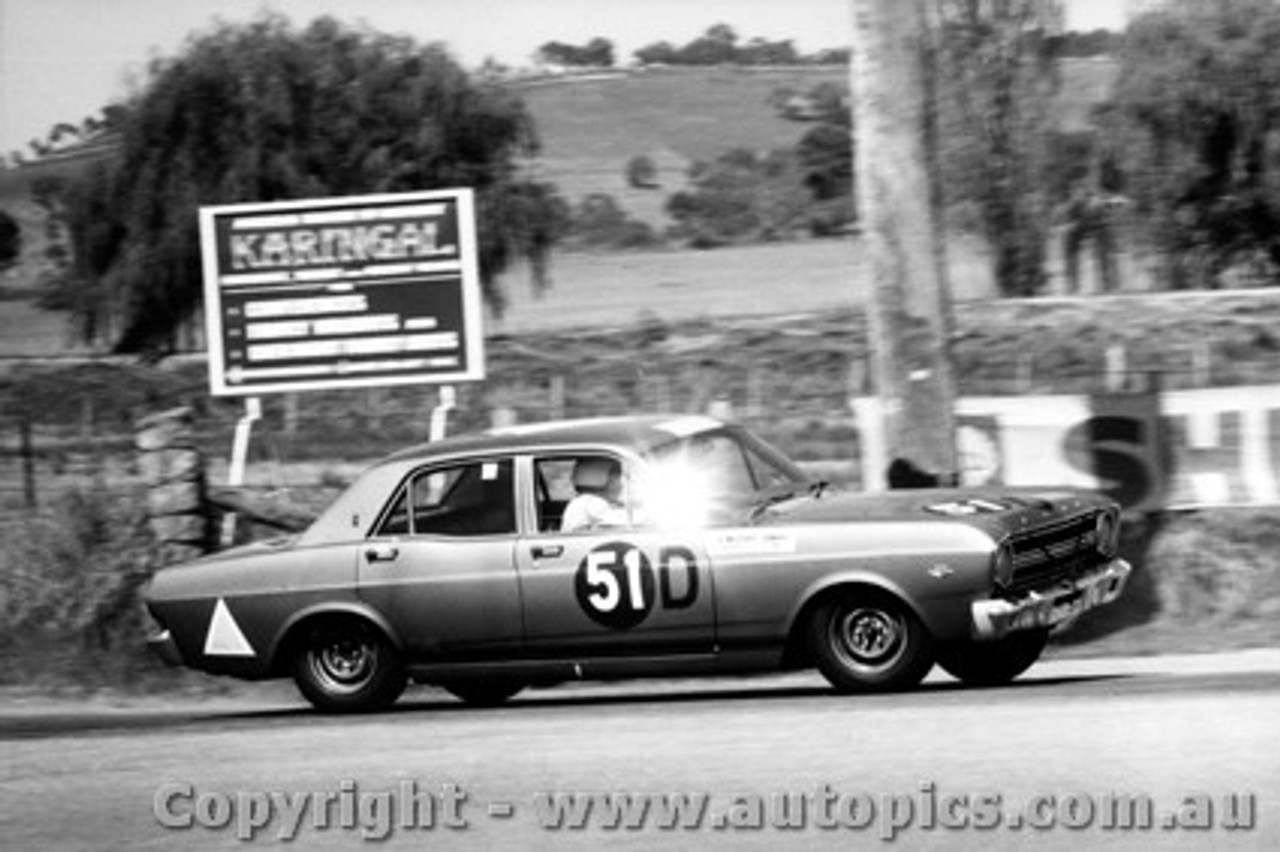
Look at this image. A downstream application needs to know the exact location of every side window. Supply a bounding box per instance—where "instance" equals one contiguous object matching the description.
[374,459,515,537]
[535,454,631,533]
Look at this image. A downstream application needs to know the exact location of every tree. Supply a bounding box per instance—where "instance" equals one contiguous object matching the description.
[635,24,741,66]
[666,149,809,247]
[583,38,615,68]
[934,0,1066,297]
[55,15,564,353]
[35,163,124,346]
[1099,0,1280,289]
[633,40,679,65]
[738,38,799,66]
[567,194,658,249]
[0,209,20,272]
[851,0,958,480]
[536,37,615,67]
[626,155,659,189]
[680,25,739,65]
[797,111,853,201]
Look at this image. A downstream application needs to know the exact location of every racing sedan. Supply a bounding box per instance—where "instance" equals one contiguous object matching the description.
[144,415,1131,712]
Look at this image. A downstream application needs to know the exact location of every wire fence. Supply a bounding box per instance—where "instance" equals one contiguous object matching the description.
[4,334,1280,518]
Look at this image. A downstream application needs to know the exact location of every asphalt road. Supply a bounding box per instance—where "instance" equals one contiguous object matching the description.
[4,651,1279,851]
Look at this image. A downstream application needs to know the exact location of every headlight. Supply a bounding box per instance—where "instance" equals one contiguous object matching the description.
[1095,510,1119,557]
[991,540,1015,589]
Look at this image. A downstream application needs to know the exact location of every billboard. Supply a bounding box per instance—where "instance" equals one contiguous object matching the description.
[199,189,483,396]
[854,385,1280,511]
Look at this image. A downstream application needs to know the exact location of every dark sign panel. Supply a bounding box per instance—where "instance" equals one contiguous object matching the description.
[199,190,483,395]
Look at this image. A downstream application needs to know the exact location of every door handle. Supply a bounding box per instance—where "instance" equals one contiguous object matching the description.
[364,544,400,563]
[531,544,563,560]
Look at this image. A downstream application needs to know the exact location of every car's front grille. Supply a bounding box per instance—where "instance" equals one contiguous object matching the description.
[1008,513,1102,593]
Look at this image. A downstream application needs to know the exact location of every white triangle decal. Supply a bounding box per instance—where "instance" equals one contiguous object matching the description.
[204,598,256,657]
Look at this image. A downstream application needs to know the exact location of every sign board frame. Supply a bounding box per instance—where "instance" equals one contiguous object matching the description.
[199,189,484,396]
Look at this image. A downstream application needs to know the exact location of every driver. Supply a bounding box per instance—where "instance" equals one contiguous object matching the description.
[561,457,630,532]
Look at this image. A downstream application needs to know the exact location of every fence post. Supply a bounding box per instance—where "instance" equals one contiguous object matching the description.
[284,393,299,437]
[549,375,566,420]
[746,369,764,419]
[651,374,672,413]
[136,407,210,565]
[80,397,94,440]
[1191,341,1212,387]
[366,387,384,432]
[20,417,35,510]
[1106,345,1128,393]
[1016,352,1034,394]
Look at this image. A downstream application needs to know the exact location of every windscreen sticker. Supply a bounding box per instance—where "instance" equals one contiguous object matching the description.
[203,598,256,657]
[707,530,798,556]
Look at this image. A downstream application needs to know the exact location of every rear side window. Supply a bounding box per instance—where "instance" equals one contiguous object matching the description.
[374,459,515,537]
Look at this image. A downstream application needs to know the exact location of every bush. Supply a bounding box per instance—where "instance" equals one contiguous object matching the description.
[626,155,659,189]
[665,148,810,247]
[566,193,661,250]
[0,483,160,687]
[1145,510,1280,624]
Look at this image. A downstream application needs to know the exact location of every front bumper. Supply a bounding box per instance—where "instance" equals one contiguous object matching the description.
[146,629,185,667]
[970,557,1132,640]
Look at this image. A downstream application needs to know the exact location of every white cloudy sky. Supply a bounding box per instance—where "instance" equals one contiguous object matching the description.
[0,0,1132,155]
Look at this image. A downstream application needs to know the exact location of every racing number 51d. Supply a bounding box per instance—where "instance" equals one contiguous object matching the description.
[574,543,699,630]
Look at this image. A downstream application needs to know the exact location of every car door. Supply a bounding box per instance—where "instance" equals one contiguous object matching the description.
[358,456,524,662]
[514,452,716,657]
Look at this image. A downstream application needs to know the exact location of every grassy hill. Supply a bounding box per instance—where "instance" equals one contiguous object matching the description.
[516,58,1117,223]
[0,60,1119,355]
[514,65,846,224]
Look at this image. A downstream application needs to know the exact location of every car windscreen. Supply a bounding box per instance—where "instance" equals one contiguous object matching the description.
[646,427,808,502]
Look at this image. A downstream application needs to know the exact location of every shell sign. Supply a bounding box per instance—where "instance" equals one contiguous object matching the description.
[855,385,1280,511]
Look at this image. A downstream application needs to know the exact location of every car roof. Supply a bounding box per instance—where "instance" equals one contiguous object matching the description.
[378,414,729,466]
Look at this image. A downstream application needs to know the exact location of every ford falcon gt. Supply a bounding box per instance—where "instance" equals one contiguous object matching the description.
[144,415,1131,712]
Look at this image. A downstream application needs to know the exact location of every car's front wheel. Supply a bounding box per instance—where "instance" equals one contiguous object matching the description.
[936,629,1049,686]
[291,619,406,713]
[808,590,934,692]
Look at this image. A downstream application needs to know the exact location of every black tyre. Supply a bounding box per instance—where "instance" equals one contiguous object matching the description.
[441,679,525,707]
[291,619,406,713]
[808,591,934,693]
[936,629,1049,687]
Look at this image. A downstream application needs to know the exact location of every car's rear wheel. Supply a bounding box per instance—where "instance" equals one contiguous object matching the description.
[935,628,1049,686]
[291,619,406,713]
[440,678,525,707]
[808,590,934,692]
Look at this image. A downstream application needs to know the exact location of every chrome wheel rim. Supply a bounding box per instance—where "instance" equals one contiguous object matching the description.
[829,606,906,674]
[308,634,377,695]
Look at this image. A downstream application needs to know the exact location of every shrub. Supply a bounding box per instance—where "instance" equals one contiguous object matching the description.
[567,193,661,250]
[0,483,159,687]
[626,155,659,189]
